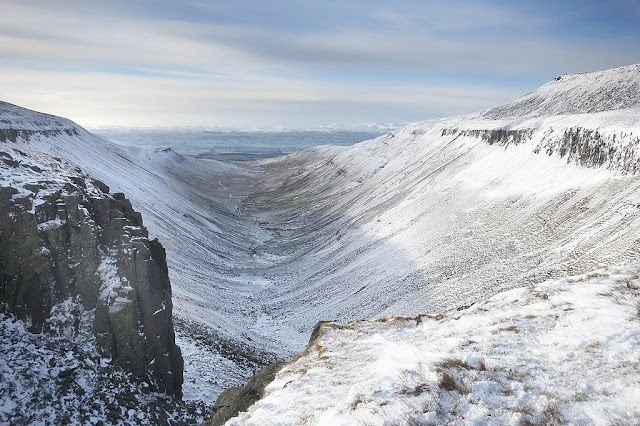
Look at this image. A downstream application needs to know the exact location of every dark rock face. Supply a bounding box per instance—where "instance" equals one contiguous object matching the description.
[202,362,286,426]
[0,127,80,143]
[202,321,334,424]
[441,127,640,174]
[0,147,183,397]
[441,128,534,148]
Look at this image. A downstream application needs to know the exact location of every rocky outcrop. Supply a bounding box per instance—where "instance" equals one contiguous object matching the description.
[202,362,286,426]
[0,147,183,397]
[441,126,640,174]
[0,101,82,143]
[441,128,534,147]
[202,321,330,425]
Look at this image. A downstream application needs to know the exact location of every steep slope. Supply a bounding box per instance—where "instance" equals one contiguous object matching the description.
[0,102,280,399]
[483,63,640,119]
[0,147,210,424]
[0,147,182,395]
[224,265,640,424]
[238,65,640,350]
[2,64,640,411]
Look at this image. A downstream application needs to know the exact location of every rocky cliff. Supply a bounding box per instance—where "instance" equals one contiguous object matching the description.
[0,146,183,397]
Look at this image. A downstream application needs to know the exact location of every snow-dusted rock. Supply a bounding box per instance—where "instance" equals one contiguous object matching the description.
[0,147,183,397]
[3,64,640,416]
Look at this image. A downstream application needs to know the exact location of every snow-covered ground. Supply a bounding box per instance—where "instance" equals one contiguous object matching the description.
[229,265,640,425]
[0,304,207,425]
[2,64,640,410]
[241,92,640,350]
[483,63,640,119]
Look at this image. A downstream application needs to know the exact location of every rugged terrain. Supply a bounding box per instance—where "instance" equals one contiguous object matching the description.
[238,64,640,344]
[224,265,640,425]
[0,147,200,423]
[1,64,640,423]
[204,64,640,423]
[0,101,278,400]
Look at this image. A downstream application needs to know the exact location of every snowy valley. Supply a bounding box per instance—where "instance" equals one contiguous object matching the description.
[1,64,640,424]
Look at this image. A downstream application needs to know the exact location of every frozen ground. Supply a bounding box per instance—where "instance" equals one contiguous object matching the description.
[229,265,640,425]
[1,64,640,409]
[0,304,207,425]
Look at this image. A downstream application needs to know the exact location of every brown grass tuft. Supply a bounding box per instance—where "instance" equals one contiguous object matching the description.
[437,372,470,394]
[519,402,562,426]
[436,357,471,370]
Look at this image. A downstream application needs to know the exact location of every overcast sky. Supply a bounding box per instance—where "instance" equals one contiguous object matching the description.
[1,0,639,129]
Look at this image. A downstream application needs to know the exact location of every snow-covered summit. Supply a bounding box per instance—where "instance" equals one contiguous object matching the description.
[483,63,640,119]
[0,101,79,132]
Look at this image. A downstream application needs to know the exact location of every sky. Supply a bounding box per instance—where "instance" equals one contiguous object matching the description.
[1,0,639,129]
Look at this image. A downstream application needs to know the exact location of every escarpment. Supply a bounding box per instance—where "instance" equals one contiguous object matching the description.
[0,101,82,143]
[0,147,183,397]
[440,126,640,173]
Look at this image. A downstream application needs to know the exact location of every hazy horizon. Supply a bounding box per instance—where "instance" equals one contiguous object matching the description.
[94,127,389,161]
[2,1,639,129]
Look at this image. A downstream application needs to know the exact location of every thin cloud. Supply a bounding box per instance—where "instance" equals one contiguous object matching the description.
[1,0,638,127]
[0,66,524,127]
[2,10,636,77]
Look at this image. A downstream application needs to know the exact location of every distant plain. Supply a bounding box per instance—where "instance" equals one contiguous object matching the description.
[94,129,388,161]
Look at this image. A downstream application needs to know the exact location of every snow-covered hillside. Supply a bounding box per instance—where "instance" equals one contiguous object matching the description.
[240,65,640,350]
[2,64,640,414]
[227,265,640,425]
[0,102,281,399]
[483,63,640,119]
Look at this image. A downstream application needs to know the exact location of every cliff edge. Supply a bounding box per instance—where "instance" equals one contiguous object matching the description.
[0,146,183,397]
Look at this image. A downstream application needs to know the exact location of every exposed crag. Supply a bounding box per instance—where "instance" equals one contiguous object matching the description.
[441,126,640,173]
[0,146,183,397]
[0,101,81,143]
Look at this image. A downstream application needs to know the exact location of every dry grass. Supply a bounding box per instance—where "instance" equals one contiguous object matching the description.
[437,357,472,370]
[519,402,562,426]
[375,313,425,326]
[607,409,640,425]
[512,400,536,415]
[405,416,424,426]
[434,355,485,396]
[349,394,365,410]
[437,372,470,395]
[507,369,528,381]
[436,356,486,372]
[584,341,602,352]
[599,281,640,314]
[404,383,429,396]
[438,372,457,392]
